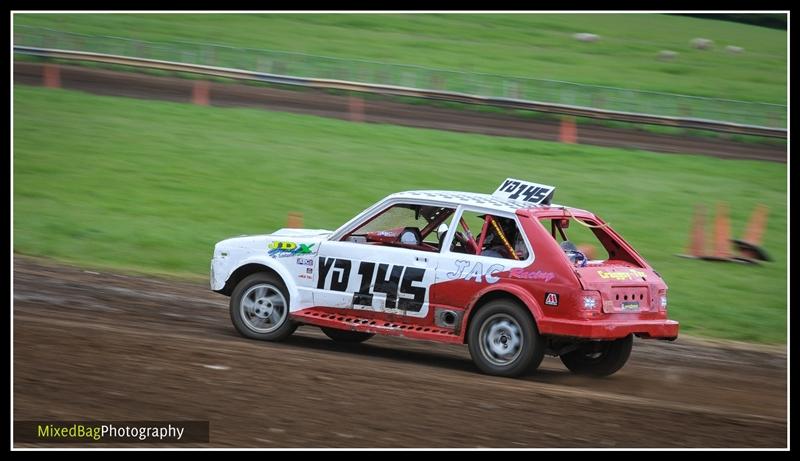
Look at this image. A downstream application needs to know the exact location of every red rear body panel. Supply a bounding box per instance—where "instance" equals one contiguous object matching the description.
[519,207,677,340]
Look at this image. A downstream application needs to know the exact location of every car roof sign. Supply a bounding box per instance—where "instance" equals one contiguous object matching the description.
[492,178,555,205]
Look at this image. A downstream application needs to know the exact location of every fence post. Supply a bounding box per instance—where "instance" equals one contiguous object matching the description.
[432,73,445,91]
[767,111,778,129]
[43,63,61,88]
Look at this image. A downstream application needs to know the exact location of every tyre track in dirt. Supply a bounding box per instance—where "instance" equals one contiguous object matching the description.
[14,62,786,163]
[12,256,786,447]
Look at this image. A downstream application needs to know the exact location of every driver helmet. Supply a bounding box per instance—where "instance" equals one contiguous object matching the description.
[560,240,587,266]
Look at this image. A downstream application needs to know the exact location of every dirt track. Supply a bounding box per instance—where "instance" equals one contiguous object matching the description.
[14,62,786,163]
[12,256,786,448]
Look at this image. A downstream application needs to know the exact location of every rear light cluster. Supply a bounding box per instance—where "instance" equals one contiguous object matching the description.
[582,294,599,310]
[659,292,668,311]
[579,291,603,318]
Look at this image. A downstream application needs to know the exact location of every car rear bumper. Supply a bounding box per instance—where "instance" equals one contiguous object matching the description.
[538,318,679,340]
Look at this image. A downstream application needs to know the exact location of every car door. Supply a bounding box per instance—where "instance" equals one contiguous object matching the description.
[431,206,534,311]
[313,240,438,319]
[313,200,455,320]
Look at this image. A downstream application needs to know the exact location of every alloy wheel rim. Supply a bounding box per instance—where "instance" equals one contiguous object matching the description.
[479,313,524,366]
[240,283,287,333]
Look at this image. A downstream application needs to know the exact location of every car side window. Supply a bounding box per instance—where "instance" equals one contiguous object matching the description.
[450,211,529,260]
[344,203,455,252]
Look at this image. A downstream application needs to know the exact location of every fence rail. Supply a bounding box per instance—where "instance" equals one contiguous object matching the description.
[14,31,787,138]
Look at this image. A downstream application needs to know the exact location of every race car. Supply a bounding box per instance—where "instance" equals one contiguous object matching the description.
[210,178,678,377]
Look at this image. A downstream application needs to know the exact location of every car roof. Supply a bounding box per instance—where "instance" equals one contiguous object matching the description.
[388,190,576,214]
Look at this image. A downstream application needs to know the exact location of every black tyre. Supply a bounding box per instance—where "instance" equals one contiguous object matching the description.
[467,300,545,377]
[559,335,633,377]
[321,327,374,343]
[230,272,297,341]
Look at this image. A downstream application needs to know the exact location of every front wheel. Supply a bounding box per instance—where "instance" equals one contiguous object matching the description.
[230,272,297,341]
[559,335,633,377]
[467,300,545,377]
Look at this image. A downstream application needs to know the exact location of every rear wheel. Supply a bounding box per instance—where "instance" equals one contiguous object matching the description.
[321,327,374,343]
[230,272,297,341]
[467,300,545,377]
[560,335,633,377]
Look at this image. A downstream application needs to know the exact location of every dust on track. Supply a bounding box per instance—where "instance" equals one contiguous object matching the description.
[12,256,786,447]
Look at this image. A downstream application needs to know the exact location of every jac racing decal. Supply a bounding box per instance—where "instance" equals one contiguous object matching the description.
[509,268,555,282]
[544,292,559,306]
[446,260,504,284]
[492,178,555,205]
[597,269,647,281]
[317,258,427,312]
[268,241,315,258]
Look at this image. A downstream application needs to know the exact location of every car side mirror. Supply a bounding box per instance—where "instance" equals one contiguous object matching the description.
[436,223,449,241]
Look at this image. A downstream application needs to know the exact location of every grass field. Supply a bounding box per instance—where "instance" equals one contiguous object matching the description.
[13,86,787,343]
[14,13,787,103]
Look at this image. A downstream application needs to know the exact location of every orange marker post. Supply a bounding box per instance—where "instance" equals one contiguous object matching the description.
[677,204,707,259]
[742,204,769,247]
[710,202,733,260]
[559,116,577,144]
[348,96,365,122]
[287,212,304,229]
[192,81,210,105]
[43,64,61,89]
[732,204,771,262]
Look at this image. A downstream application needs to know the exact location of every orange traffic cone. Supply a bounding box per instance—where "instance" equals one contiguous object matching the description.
[287,212,304,229]
[677,204,707,259]
[708,202,733,260]
[733,204,771,261]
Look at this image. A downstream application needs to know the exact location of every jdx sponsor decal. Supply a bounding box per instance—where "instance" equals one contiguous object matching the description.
[597,269,647,281]
[317,258,427,312]
[446,260,505,284]
[268,241,315,258]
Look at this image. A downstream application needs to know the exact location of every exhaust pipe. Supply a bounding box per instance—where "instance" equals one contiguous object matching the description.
[434,308,462,332]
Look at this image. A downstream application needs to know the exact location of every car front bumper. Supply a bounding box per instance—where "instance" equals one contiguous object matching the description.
[210,257,227,291]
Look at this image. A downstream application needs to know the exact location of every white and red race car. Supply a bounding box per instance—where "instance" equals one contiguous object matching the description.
[211,179,678,377]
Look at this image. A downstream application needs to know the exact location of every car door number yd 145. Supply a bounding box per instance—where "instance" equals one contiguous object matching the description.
[317,257,427,312]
